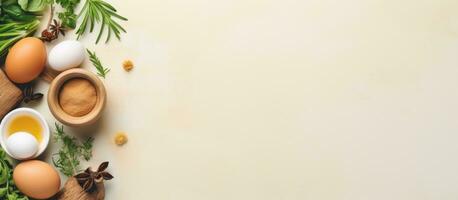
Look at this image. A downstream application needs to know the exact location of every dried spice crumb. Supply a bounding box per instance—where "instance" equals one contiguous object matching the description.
[114,132,128,146]
[122,60,134,71]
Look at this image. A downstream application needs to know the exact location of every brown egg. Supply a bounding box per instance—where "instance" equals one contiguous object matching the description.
[5,37,46,83]
[13,160,61,199]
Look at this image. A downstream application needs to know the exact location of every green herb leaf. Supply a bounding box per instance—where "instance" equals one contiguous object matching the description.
[55,0,80,28]
[52,123,94,177]
[18,0,49,12]
[76,0,127,43]
[0,162,7,185]
[0,187,7,197]
[56,0,79,9]
[81,137,94,161]
[2,4,36,21]
[86,49,110,78]
[0,20,40,58]
[58,10,77,28]
[0,149,29,199]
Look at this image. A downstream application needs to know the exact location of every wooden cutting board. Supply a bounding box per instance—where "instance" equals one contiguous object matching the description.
[0,69,23,120]
[41,68,59,83]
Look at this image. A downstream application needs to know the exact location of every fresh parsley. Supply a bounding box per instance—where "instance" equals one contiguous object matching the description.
[0,149,28,200]
[55,0,80,28]
[52,123,94,177]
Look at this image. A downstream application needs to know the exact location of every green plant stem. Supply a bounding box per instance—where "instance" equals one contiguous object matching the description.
[86,49,110,78]
[76,0,127,43]
[0,19,40,57]
[52,123,93,177]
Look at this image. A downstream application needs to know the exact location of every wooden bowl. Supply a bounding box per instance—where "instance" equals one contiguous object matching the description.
[48,68,106,127]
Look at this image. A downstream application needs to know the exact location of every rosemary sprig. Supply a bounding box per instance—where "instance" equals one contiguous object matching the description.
[76,0,127,43]
[52,123,94,177]
[86,49,110,78]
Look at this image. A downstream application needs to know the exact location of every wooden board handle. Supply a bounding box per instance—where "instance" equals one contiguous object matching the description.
[40,68,60,82]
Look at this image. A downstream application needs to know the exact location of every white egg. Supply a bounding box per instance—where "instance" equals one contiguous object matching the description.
[6,132,38,160]
[47,40,85,71]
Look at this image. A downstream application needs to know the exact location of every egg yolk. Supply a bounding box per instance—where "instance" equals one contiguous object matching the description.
[8,115,42,142]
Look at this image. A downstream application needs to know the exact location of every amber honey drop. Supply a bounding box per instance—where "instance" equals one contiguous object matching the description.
[8,115,42,142]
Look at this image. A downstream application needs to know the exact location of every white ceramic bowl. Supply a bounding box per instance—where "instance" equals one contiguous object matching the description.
[0,108,50,160]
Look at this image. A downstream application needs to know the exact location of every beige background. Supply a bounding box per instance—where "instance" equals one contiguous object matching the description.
[28,0,458,199]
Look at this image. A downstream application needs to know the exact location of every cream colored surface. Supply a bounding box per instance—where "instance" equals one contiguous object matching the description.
[26,0,458,199]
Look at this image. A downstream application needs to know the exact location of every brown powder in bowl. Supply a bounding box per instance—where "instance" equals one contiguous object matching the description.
[59,78,97,117]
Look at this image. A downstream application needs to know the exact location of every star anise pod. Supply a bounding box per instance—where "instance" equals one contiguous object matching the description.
[41,19,66,42]
[21,84,43,104]
[74,162,114,193]
[50,19,66,37]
